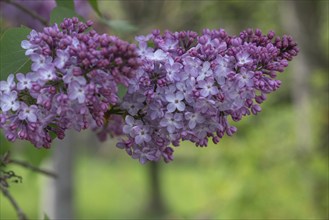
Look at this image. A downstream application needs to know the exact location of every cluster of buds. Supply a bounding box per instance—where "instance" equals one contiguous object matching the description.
[0,18,299,163]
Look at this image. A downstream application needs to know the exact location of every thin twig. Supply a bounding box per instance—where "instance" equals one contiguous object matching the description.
[0,183,28,220]
[9,159,57,178]
[2,0,49,26]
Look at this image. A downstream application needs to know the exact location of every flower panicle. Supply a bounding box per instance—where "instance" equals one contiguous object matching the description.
[117,28,298,164]
[0,17,140,148]
[0,19,299,163]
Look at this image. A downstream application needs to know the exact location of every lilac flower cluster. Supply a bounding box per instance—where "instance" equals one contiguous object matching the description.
[0,18,140,148]
[0,18,298,163]
[117,29,299,163]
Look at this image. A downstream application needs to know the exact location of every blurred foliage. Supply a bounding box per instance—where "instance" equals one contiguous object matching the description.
[0,27,32,79]
[55,0,74,10]
[0,0,328,219]
[87,0,101,17]
[50,6,84,25]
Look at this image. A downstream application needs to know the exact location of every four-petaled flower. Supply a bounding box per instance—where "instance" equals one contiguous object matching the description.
[166,92,186,112]
[160,113,183,133]
[68,82,86,103]
[18,103,38,122]
[0,91,20,112]
[0,74,15,94]
[134,126,151,144]
[236,51,253,66]
[16,72,35,90]
[185,112,205,129]
[198,79,219,97]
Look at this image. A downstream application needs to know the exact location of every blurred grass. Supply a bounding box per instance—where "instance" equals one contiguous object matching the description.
[1,102,327,219]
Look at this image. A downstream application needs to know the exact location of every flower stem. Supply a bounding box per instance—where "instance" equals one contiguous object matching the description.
[9,159,57,178]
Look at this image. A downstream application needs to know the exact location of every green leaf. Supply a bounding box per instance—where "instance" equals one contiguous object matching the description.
[0,134,12,155]
[101,19,137,33]
[50,7,84,25]
[0,27,32,80]
[118,84,127,100]
[56,0,74,10]
[88,0,102,17]
[22,143,52,167]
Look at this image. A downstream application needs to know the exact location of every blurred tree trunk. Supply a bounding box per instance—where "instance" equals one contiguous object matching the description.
[280,1,313,156]
[280,1,328,216]
[148,162,166,216]
[41,132,76,219]
[53,133,76,219]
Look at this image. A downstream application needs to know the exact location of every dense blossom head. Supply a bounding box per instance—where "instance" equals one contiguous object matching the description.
[0,17,140,148]
[0,19,299,163]
[117,28,299,163]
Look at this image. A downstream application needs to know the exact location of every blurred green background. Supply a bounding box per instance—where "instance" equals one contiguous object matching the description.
[0,0,328,219]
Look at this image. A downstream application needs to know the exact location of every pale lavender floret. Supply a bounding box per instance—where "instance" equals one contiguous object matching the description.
[197,61,213,81]
[0,91,20,112]
[214,56,233,85]
[21,40,33,54]
[198,79,219,97]
[0,74,15,94]
[54,49,70,69]
[134,126,152,145]
[158,34,179,51]
[200,34,227,53]
[121,100,144,116]
[37,66,57,82]
[121,93,145,116]
[21,31,39,55]
[185,112,205,129]
[146,49,167,61]
[36,88,53,107]
[176,80,195,103]
[70,37,80,49]
[194,98,217,115]
[123,115,143,134]
[63,67,86,85]
[16,72,35,90]
[31,54,53,71]
[236,51,253,66]
[165,92,186,112]
[18,103,38,122]
[68,82,86,103]
[137,41,154,57]
[183,57,201,78]
[165,58,183,82]
[160,113,183,133]
[135,34,153,44]
[147,101,164,120]
[236,68,254,88]
[132,147,161,164]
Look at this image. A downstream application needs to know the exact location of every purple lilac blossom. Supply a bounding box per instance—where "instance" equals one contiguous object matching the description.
[0,18,140,148]
[0,20,299,163]
[117,28,299,164]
